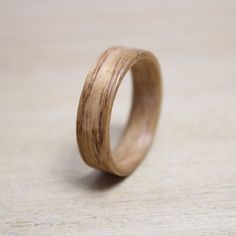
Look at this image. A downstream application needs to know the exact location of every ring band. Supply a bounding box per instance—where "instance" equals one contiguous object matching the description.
[76,46,162,176]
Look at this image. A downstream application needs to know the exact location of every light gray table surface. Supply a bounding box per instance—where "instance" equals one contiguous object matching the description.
[0,1,236,235]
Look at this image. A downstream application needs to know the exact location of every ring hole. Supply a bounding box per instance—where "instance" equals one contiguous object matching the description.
[110,70,132,151]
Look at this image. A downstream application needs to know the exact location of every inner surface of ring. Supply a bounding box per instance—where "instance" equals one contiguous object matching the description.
[110,70,132,151]
[112,58,161,170]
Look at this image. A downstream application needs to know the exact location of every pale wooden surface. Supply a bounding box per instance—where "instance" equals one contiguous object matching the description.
[0,1,236,235]
[77,46,162,176]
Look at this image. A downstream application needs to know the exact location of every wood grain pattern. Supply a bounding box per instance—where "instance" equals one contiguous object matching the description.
[76,46,162,176]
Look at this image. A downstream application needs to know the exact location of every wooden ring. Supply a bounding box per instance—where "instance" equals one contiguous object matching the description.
[76,46,162,176]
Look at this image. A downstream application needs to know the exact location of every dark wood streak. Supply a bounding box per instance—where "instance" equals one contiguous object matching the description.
[77,48,113,136]
[77,49,115,167]
[94,53,133,169]
[95,55,125,161]
[82,47,122,167]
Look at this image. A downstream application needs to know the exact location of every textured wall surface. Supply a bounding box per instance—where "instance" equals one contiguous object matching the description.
[0,0,236,235]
